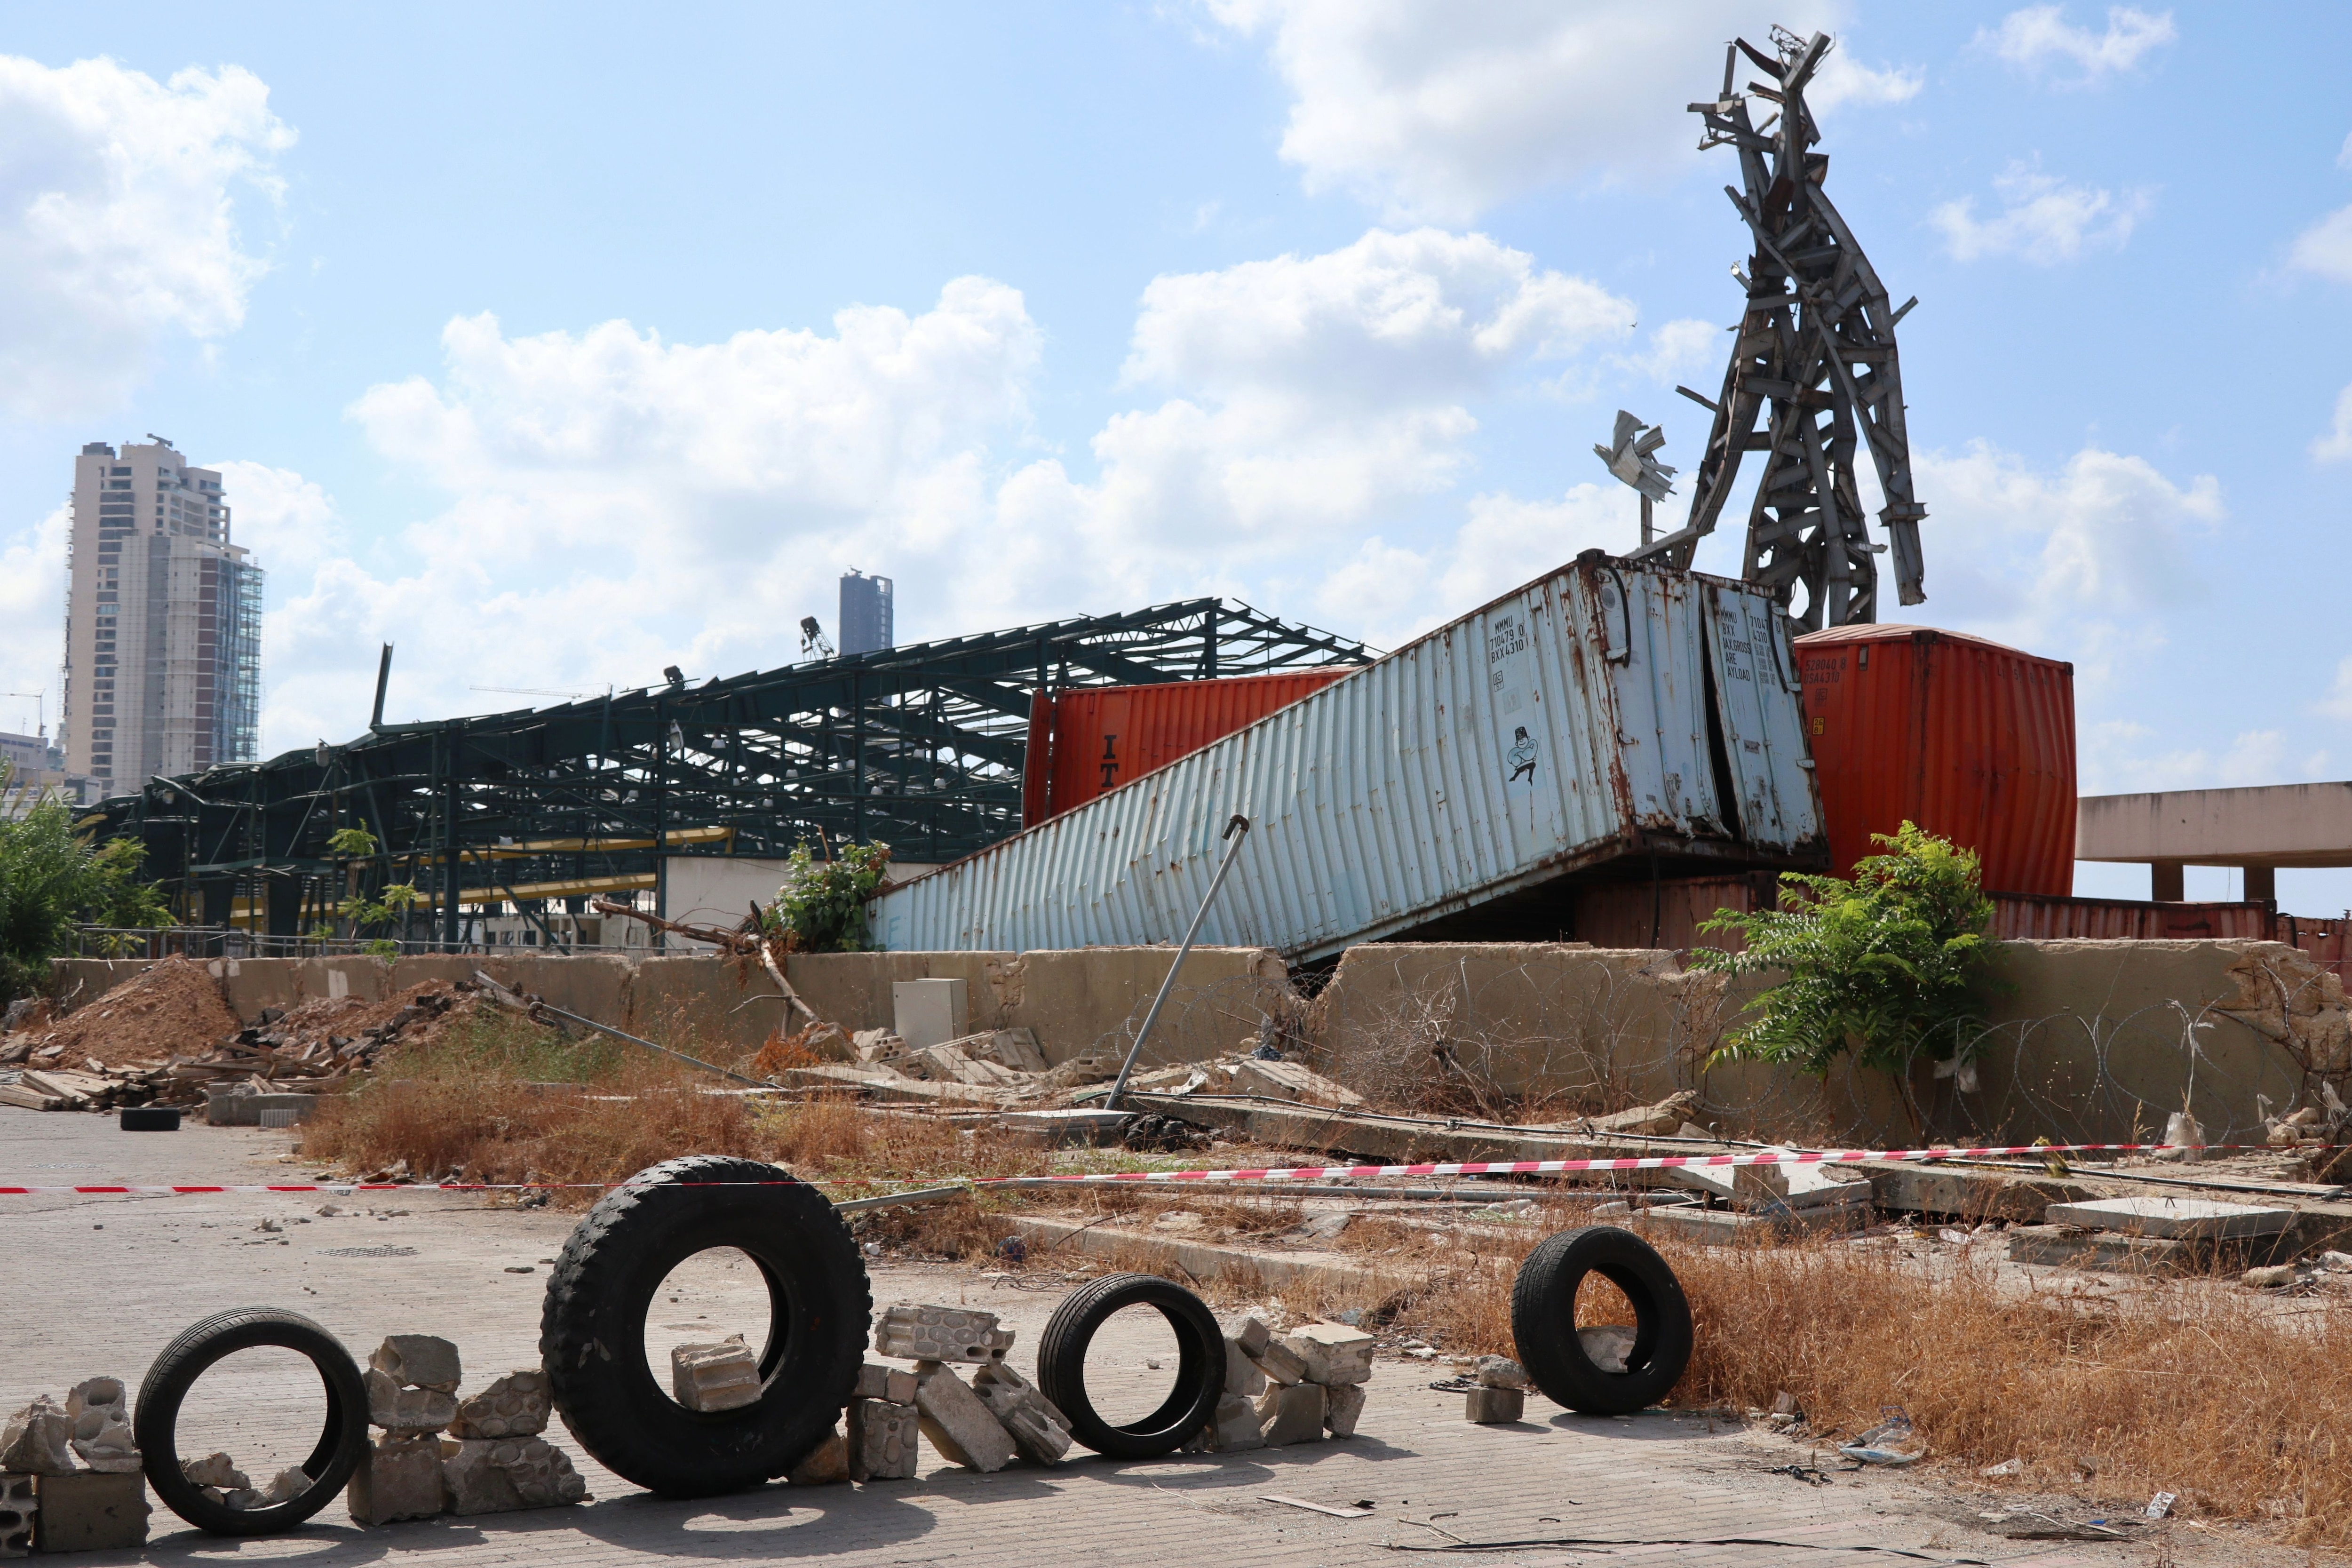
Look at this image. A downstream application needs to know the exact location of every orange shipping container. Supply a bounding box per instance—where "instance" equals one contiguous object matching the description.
[1022,669,1358,827]
[1794,625,2075,896]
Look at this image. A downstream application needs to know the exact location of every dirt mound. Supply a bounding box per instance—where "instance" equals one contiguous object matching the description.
[9,956,239,1069]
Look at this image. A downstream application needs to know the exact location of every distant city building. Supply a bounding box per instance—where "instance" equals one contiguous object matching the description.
[839,569,894,657]
[0,728,96,819]
[60,438,263,796]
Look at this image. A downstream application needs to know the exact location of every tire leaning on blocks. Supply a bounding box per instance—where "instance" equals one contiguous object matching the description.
[1036,1271,1224,1459]
[538,1155,870,1496]
[136,1306,370,1535]
[1510,1225,1693,1416]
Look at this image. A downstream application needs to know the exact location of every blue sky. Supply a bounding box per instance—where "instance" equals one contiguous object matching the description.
[0,3,2347,907]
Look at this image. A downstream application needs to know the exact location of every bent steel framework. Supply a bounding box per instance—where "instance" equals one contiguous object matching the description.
[82,599,1371,943]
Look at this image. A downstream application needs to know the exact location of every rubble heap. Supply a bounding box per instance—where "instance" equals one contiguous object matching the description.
[1186,1313,1375,1451]
[347,1336,587,1525]
[2,1379,151,1552]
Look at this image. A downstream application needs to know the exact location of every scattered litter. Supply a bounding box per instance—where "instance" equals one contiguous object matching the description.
[1766,1463,1834,1485]
[1978,1457,2022,1478]
[1837,1407,1924,1467]
[503,1266,534,1274]
[1263,1494,1375,1518]
[2145,1490,2176,1519]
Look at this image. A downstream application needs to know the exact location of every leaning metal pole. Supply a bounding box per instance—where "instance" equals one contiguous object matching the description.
[1104,814,1252,1111]
[1628,25,1926,629]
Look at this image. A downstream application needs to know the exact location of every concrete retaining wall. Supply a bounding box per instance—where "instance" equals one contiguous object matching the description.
[50,938,2341,1144]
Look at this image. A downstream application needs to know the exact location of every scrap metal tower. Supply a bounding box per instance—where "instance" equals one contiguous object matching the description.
[1631,27,1926,629]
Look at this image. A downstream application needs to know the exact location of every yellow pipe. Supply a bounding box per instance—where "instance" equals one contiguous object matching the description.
[459,825,731,861]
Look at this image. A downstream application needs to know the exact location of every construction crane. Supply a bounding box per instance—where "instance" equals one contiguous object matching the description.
[1629,26,1926,629]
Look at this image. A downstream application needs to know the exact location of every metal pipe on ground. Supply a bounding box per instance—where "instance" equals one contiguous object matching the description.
[1103,813,1251,1110]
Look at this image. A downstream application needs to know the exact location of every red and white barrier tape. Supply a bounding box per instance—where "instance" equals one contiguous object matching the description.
[0,1141,2217,1195]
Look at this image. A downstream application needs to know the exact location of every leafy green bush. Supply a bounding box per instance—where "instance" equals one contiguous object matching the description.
[0,796,175,1000]
[1692,821,1998,1076]
[764,842,892,953]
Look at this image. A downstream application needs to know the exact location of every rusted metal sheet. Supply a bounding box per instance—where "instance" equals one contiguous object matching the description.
[874,558,1826,962]
[1987,893,2271,942]
[1021,669,1356,827]
[1795,624,2076,896]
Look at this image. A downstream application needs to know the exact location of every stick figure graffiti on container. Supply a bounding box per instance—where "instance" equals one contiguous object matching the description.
[1506,725,1538,784]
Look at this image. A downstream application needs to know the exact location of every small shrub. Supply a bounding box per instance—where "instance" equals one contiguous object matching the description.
[764,841,891,953]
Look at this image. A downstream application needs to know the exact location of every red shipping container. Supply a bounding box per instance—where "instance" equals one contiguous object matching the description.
[1794,625,2075,896]
[1022,669,1358,827]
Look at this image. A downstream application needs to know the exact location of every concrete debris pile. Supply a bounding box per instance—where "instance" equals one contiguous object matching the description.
[346,1336,586,1525]
[1,1382,152,1552]
[804,1303,1070,1481]
[1186,1314,1374,1452]
[0,966,492,1114]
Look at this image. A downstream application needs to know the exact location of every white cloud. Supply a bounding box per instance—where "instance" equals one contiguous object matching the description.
[0,505,67,739]
[1915,440,2222,691]
[1200,1,1925,222]
[1810,51,1924,112]
[2289,205,2352,284]
[2314,384,2352,462]
[2081,721,2326,796]
[1986,6,2176,82]
[275,233,1634,755]
[0,55,292,418]
[1930,161,2151,264]
[1611,318,1719,386]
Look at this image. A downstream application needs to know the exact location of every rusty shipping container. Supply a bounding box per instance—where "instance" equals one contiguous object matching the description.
[873,555,1828,962]
[1794,624,2075,896]
[1021,669,1356,827]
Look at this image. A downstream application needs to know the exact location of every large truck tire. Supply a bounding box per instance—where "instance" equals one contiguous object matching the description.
[1035,1272,1223,1459]
[539,1155,869,1496]
[135,1306,369,1535]
[1510,1226,1692,1416]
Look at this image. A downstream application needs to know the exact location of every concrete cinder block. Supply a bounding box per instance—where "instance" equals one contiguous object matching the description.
[846,1400,919,1482]
[1464,1386,1525,1424]
[365,1368,458,1433]
[1224,1336,1266,1396]
[1285,1323,1374,1386]
[1230,1314,1273,1357]
[0,1399,72,1475]
[874,1302,1015,1363]
[371,1335,462,1393]
[442,1437,587,1514]
[32,1472,148,1552]
[912,1364,1016,1472]
[449,1369,550,1440]
[970,1360,1073,1465]
[671,1337,762,1412]
[1254,1381,1326,1445]
[854,1364,921,1405]
[347,1434,447,1525]
[63,1378,138,1474]
[1252,1337,1308,1386]
[0,1472,33,1560]
[1186,1393,1267,1453]
[1324,1382,1366,1438]
[786,1430,851,1486]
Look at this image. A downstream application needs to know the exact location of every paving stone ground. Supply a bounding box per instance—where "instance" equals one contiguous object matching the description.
[0,1106,2296,1566]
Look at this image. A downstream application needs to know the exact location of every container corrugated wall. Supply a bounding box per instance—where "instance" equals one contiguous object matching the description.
[1021,669,1357,826]
[1795,624,2076,896]
[875,559,1825,961]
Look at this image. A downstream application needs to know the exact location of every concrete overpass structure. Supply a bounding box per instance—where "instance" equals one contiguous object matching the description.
[2076,781,2352,902]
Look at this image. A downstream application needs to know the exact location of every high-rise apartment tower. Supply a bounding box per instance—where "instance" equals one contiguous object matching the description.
[61,438,262,794]
[838,569,894,657]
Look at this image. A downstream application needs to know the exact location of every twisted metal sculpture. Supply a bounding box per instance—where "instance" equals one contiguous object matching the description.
[1630,26,1926,629]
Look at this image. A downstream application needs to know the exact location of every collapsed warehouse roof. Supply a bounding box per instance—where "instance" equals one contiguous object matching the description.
[81,599,1373,940]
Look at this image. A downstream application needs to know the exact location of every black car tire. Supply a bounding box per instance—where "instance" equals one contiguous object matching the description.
[1035,1272,1224,1459]
[1510,1225,1693,1416]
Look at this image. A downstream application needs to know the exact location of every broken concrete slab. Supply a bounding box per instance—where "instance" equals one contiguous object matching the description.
[1578,1326,1635,1374]
[448,1369,550,1440]
[786,1431,850,1486]
[179,1454,246,1491]
[445,1437,586,1512]
[1324,1382,1366,1438]
[1228,1058,1364,1109]
[347,1434,446,1525]
[2043,1195,2295,1240]
[1185,1393,1268,1453]
[875,1303,1015,1363]
[853,1363,920,1405]
[970,1360,1073,1465]
[1252,1336,1309,1385]
[1464,1386,1525,1424]
[370,1335,462,1393]
[2005,1224,2187,1273]
[1284,1323,1374,1386]
[0,1400,71,1476]
[1224,1336,1266,1396]
[1255,1380,1326,1445]
[32,1472,146,1552]
[847,1399,919,1481]
[1001,1108,1132,1148]
[1230,1314,1272,1357]
[365,1368,458,1433]
[62,1379,137,1474]
[911,1363,1016,1472]
[670,1337,762,1412]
